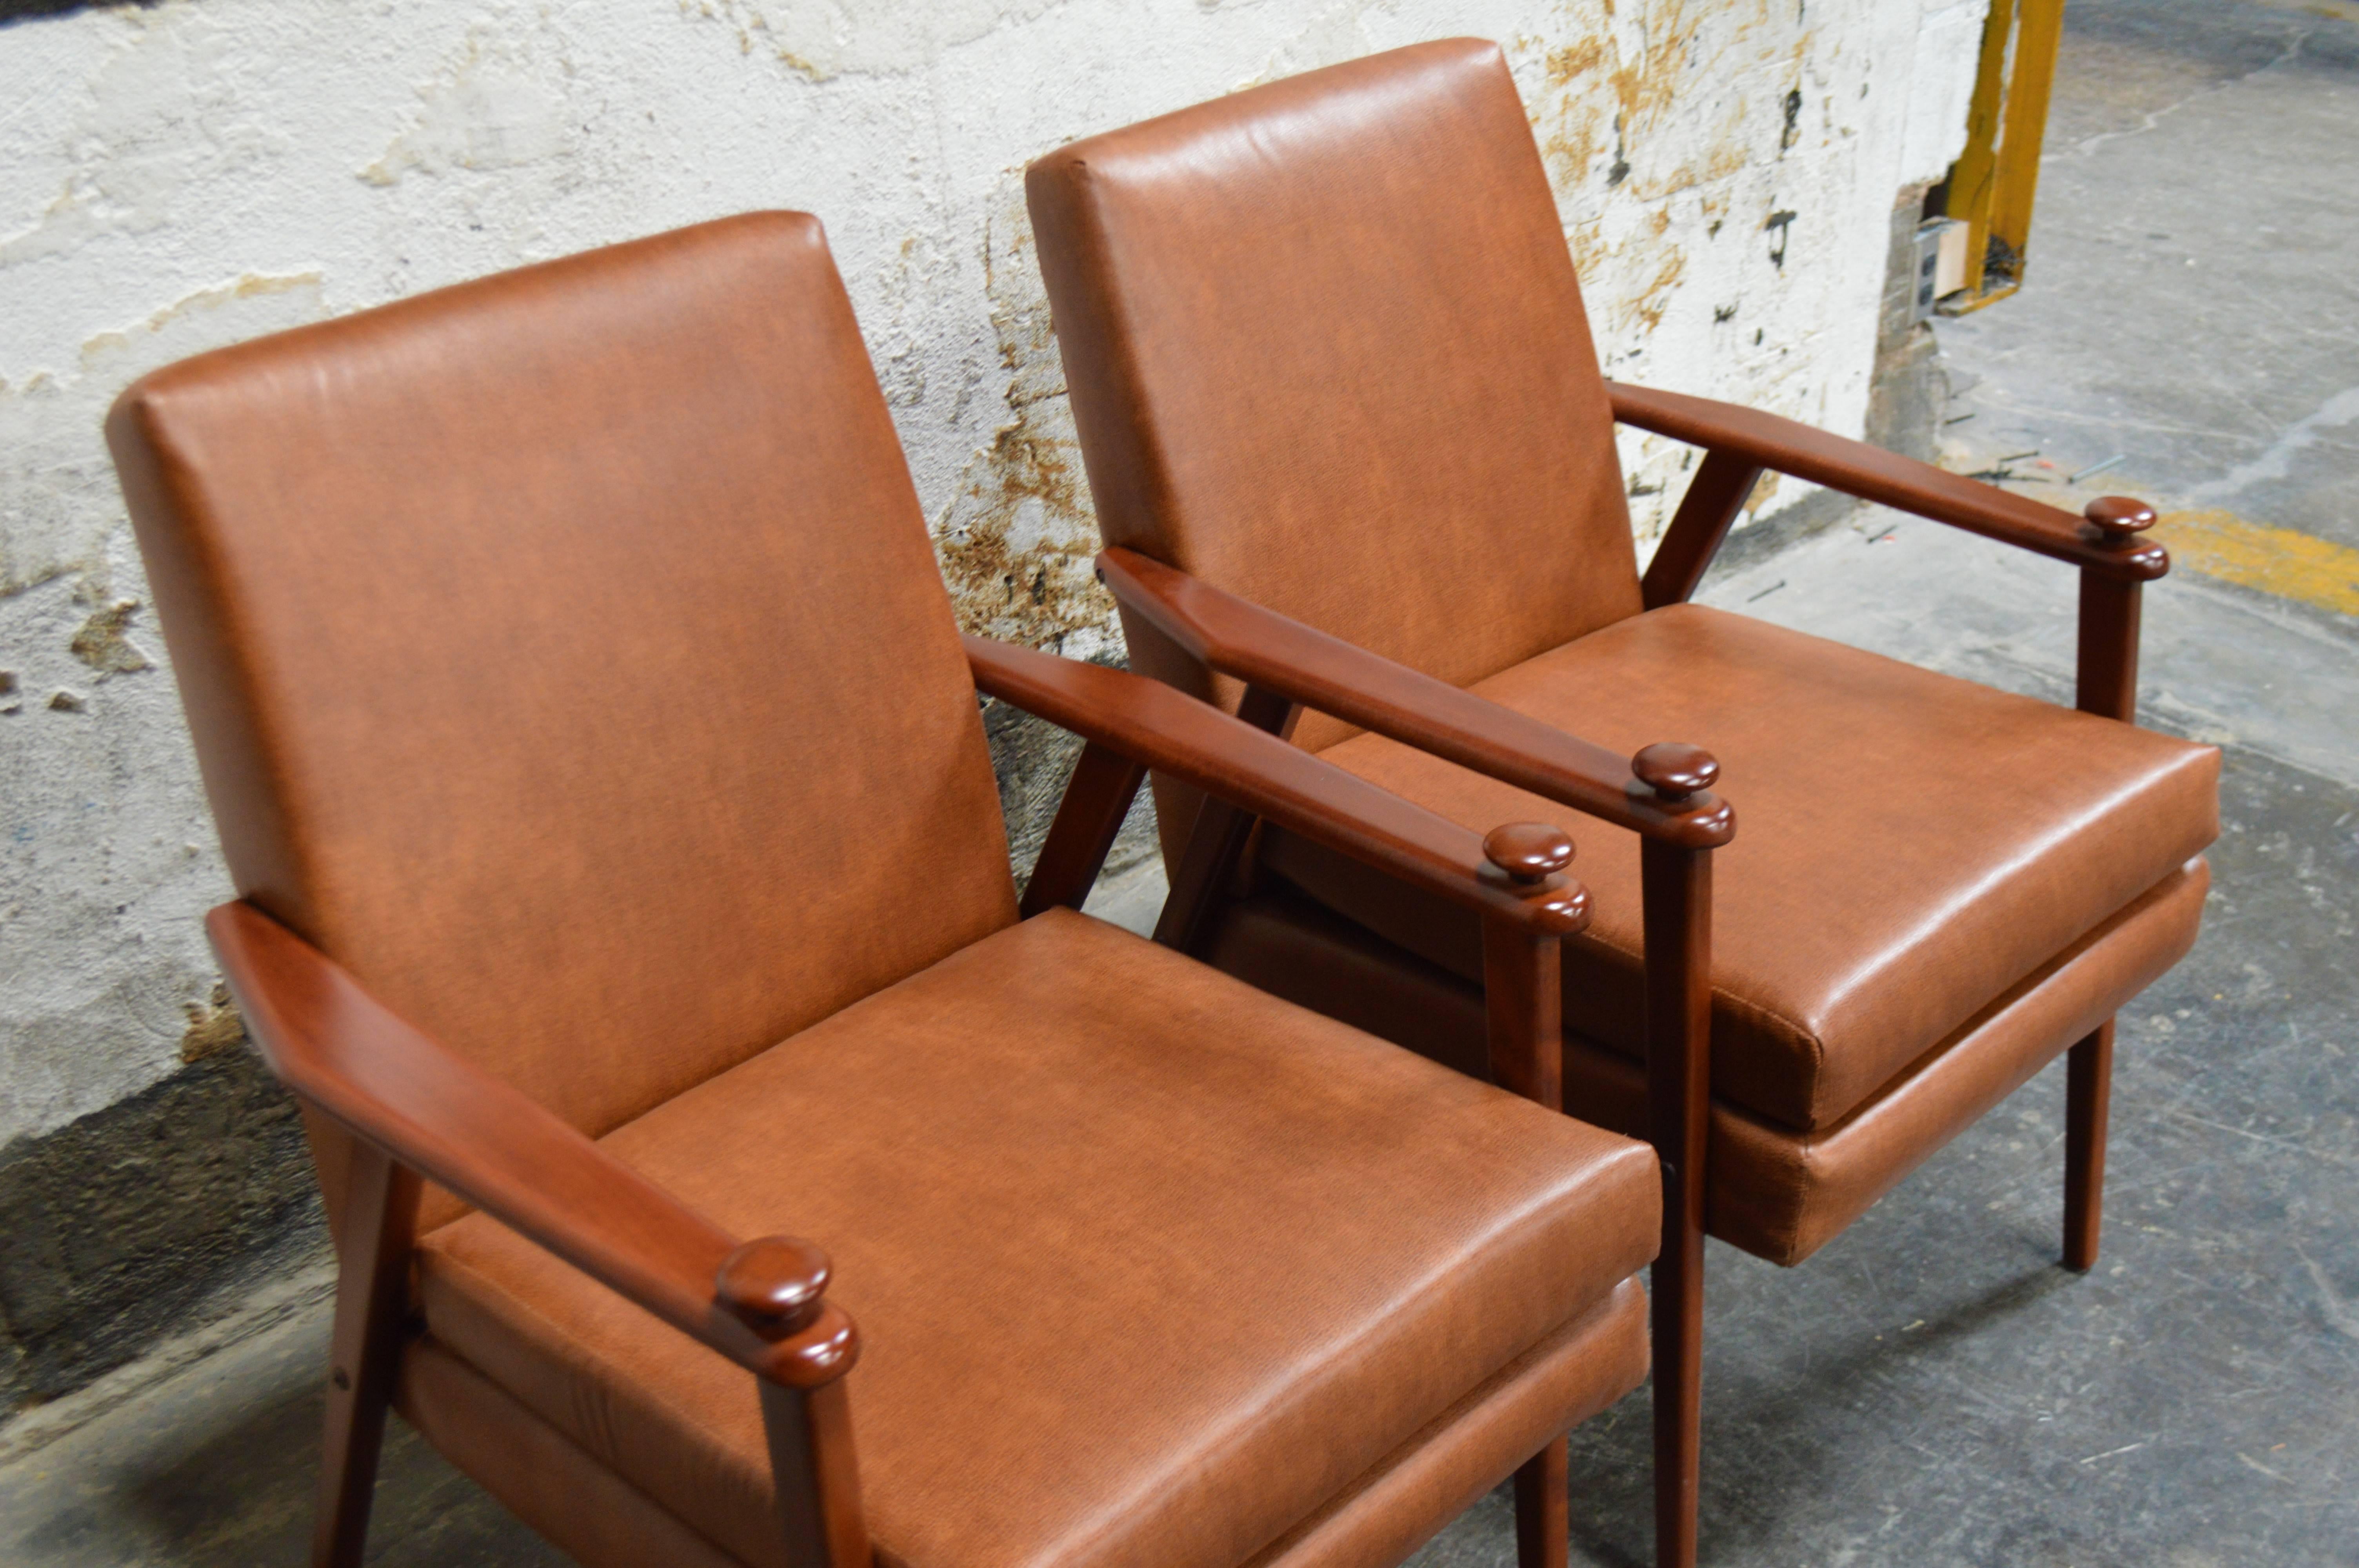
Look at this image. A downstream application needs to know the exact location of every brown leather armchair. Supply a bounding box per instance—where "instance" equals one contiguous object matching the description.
[106,214,1663,1568]
[1024,39,2221,1568]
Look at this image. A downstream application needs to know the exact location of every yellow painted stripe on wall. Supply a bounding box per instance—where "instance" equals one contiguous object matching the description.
[2155,508,2359,619]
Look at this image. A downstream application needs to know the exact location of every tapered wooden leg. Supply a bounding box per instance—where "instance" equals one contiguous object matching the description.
[1513,1436,1568,1568]
[761,1376,869,1568]
[1650,1209,1704,1568]
[2063,1020,2114,1272]
[313,1140,419,1568]
[1641,837,1712,1568]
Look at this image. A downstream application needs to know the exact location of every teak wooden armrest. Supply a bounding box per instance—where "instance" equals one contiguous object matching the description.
[965,634,1591,936]
[1607,381,2164,726]
[1092,549,1734,851]
[1607,381,2171,608]
[208,900,855,1392]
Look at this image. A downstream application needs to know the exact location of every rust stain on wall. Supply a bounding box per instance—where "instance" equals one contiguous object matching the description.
[78,273,323,367]
[1530,0,1806,203]
[1624,245,1688,332]
[932,181,1118,651]
[68,599,151,676]
[179,984,248,1065]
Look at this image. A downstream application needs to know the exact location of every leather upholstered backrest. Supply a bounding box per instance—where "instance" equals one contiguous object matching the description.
[109,214,1019,1170]
[1029,38,1642,755]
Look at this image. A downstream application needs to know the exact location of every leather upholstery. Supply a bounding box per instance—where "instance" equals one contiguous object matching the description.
[1245,1279,1646,1568]
[397,1279,1648,1568]
[1207,862,2207,1266]
[1028,36,1641,819]
[400,1340,745,1568]
[1264,604,2222,1131]
[107,214,1018,1229]
[416,909,1660,1568]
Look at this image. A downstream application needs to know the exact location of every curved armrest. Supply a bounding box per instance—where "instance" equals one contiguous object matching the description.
[965,635,1590,935]
[1092,549,1734,850]
[208,900,855,1389]
[1607,381,2170,581]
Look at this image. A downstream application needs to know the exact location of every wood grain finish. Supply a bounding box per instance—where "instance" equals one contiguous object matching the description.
[1096,549,1734,850]
[1607,382,2171,581]
[1512,1436,1569,1568]
[716,1236,833,1332]
[2075,497,2152,724]
[1640,838,1713,1568]
[1020,741,1149,918]
[2063,497,2150,1270]
[2063,1021,2114,1272]
[762,1378,869,1568]
[1482,917,1565,1113]
[1628,744,1719,801]
[964,636,1590,937]
[312,1142,419,1568]
[1481,823,1576,885]
[1641,449,1765,610]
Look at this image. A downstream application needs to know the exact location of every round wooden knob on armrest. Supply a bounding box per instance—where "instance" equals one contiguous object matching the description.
[1483,822,1576,884]
[1632,742,1719,801]
[717,1235,832,1332]
[2083,495,2157,544]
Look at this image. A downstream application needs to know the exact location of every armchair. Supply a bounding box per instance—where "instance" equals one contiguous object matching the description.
[1025,38,2220,1568]
[109,213,1660,1568]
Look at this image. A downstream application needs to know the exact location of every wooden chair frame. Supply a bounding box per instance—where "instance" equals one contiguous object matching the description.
[219,633,1598,1568]
[1095,381,2168,1568]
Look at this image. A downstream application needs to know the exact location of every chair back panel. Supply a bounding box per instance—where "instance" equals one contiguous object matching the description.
[1029,38,1641,750]
[110,214,1018,1152]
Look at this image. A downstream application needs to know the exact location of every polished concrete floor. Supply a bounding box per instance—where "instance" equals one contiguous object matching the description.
[2,0,2354,1562]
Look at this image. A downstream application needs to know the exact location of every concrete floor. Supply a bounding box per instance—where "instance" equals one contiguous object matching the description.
[2,0,2354,1562]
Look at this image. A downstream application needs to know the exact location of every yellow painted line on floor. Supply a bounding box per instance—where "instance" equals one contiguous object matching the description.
[2155,508,2359,619]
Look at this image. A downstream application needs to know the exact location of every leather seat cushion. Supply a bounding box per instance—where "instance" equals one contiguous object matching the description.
[414,909,1659,1568]
[395,1279,1650,1568]
[1263,604,2219,1131]
[1206,861,2208,1266]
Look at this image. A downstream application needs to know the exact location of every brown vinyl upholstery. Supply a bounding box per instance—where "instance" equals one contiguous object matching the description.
[113,212,1665,1568]
[1027,35,1641,792]
[1261,606,2221,1131]
[1208,864,2207,1265]
[1024,38,2222,1266]
[397,1281,1650,1568]
[415,910,1659,1568]
[109,213,1018,1229]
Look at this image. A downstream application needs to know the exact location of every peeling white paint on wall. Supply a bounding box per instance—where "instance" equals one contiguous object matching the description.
[0,0,1986,1146]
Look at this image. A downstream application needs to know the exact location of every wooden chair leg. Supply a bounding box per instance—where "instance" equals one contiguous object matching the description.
[1639,829,1713,1568]
[2063,1019,2114,1272]
[1513,1435,1568,1568]
[1650,1209,1705,1568]
[313,1140,419,1568]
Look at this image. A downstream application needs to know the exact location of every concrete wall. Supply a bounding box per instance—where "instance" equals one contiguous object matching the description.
[0,0,1987,1414]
